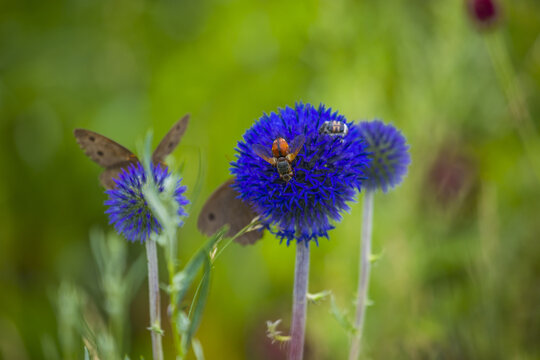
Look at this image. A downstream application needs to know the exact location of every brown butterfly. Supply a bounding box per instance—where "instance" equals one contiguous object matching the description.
[74,115,189,189]
[197,178,263,245]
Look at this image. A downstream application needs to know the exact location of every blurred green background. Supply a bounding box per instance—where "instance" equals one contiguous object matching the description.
[1,0,539,359]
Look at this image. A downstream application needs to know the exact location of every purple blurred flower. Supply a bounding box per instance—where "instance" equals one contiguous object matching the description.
[467,0,499,27]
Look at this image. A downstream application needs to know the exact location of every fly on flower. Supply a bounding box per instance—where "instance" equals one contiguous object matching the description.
[232,103,370,245]
[318,120,348,137]
[252,135,305,182]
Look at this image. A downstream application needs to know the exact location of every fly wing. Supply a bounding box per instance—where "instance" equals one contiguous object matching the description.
[288,134,305,161]
[197,178,263,245]
[74,129,137,168]
[152,114,190,165]
[252,144,275,165]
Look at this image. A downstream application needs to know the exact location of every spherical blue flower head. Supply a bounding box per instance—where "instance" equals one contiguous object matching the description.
[104,163,189,243]
[231,103,370,246]
[357,120,411,193]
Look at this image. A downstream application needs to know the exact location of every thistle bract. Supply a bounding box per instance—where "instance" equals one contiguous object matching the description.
[104,163,189,243]
[357,120,411,193]
[231,103,370,245]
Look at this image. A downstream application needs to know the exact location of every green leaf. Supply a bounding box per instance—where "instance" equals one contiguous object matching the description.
[182,255,211,351]
[89,227,106,273]
[330,295,356,336]
[265,319,291,344]
[124,254,146,301]
[192,338,205,360]
[173,227,227,305]
[139,131,154,175]
[307,290,332,304]
[176,311,190,335]
[369,249,385,263]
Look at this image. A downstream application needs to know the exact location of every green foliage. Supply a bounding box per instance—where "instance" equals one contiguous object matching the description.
[329,295,356,337]
[48,230,145,360]
[307,290,332,304]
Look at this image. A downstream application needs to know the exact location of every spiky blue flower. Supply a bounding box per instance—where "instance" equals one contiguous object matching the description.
[104,163,189,243]
[231,103,370,245]
[357,120,411,193]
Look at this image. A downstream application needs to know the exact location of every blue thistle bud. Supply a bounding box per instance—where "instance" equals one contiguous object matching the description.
[357,120,411,193]
[104,163,189,243]
[231,103,370,245]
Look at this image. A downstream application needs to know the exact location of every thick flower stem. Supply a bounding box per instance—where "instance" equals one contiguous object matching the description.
[288,241,310,360]
[349,190,374,360]
[146,239,164,360]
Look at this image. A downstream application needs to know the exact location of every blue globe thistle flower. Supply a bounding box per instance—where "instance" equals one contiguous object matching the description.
[357,120,411,193]
[104,163,189,243]
[231,103,370,245]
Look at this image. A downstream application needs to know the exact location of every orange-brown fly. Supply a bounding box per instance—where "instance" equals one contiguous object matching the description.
[252,135,305,182]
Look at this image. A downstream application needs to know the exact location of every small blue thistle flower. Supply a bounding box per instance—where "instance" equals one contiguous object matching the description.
[357,120,411,193]
[231,103,370,245]
[104,163,189,243]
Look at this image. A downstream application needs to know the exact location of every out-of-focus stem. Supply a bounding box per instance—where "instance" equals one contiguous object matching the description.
[146,239,164,360]
[288,241,310,360]
[163,229,183,358]
[484,32,540,182]
[167,255,183,358]
[349,190,374,360]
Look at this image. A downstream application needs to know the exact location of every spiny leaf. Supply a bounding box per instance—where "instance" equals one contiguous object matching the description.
[307,290,332,304]
[369,249,384,263]
[266,319,291,344]
[330,295,356,335]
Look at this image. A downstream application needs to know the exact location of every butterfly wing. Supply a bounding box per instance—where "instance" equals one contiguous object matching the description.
[197,178,263,245]
[152,114,190,165]
[74,129,139,189]
[98,161,139,189]
[252,144,276,165]
[74,129,137,167]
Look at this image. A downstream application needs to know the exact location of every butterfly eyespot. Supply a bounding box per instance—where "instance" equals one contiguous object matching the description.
[168,142,174,148]
[97,151,104,156]
[208,213,215,221]
[89,136,95,141]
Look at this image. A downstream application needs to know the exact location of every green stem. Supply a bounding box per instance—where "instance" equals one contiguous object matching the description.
[349,190,374,360]
[484,32,540,182]
[164,229,183,359]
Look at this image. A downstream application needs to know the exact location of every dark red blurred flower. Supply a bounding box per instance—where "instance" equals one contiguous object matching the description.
[427,146,476,207]
[467,0,499,27]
